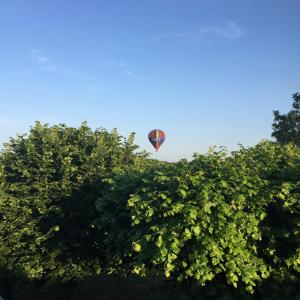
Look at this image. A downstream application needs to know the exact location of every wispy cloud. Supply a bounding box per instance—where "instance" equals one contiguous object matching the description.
[149,21,245,43]
[30,48,57,72]
[149,32,191,41]
[28,48,101,86]
[30,48,50,64]
[105,58,140,79]
[198,21,245,39]
[29,49,140,80]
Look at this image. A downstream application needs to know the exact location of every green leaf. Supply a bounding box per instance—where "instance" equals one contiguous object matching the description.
[133,242,142,252]
[156,235,163,248]
[259,212,266,220]
[178,189,187,197]
[192,226,201,236]
[53,226,60,232]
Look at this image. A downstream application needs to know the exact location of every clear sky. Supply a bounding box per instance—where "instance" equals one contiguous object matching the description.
[0,0,299,161]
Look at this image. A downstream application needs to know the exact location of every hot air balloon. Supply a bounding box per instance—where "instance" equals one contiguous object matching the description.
[148,129,166,151]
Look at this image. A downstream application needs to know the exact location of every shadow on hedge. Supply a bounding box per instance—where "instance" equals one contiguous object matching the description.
[1,267,300,300]
[0,268,187,300]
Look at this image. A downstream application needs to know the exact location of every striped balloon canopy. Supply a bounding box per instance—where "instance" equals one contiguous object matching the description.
[148,129,166,151]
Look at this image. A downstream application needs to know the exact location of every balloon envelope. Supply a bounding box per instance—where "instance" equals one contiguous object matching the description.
[148,129,166,151]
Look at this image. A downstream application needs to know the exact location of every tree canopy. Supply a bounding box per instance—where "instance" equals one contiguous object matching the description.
[272,93,300,145]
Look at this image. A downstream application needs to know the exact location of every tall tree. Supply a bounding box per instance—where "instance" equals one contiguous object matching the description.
[272,93,300,145]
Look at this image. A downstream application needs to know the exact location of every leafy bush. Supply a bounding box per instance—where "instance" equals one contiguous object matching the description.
[95,141,299,299]
[0,121,146,283]
[0,123,299,299]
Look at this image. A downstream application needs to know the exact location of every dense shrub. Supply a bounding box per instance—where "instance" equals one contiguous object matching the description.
[95,141,300,299]
[0,123,299,299]
[0,122,146,283]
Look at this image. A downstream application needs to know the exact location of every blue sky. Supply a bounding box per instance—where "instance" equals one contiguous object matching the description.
[0,0,299,161]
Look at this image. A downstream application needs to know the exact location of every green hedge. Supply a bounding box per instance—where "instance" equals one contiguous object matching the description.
[0,123,299,299]
[95,142,300,299]
[0,122,146,284]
